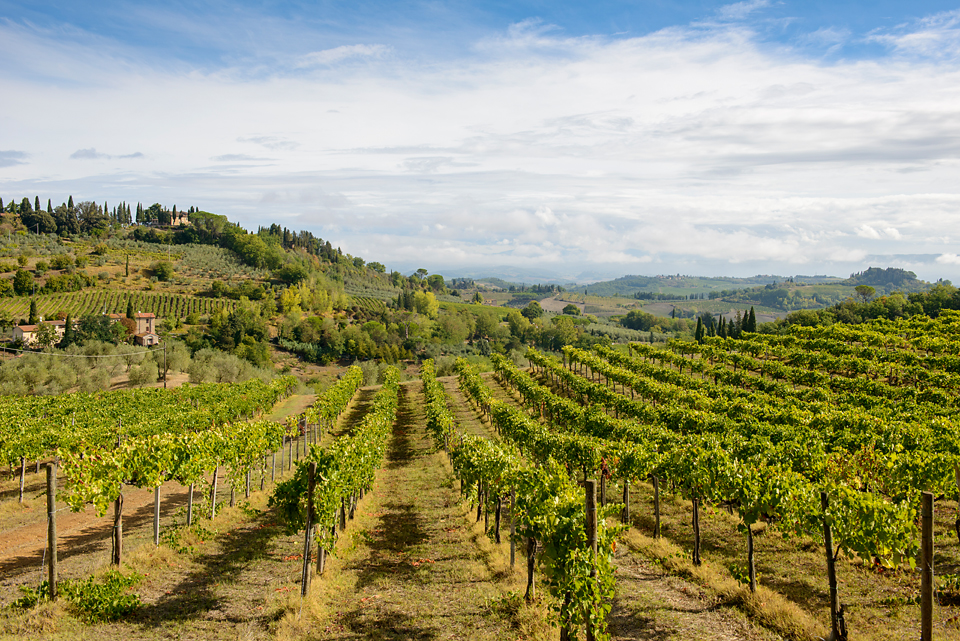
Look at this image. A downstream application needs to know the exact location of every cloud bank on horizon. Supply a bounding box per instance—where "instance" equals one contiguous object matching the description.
[1,0,960,282]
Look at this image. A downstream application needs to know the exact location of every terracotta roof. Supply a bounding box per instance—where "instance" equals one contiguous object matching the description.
[134,332,160,337]
[15,325,38,332]
[135,313,156,318]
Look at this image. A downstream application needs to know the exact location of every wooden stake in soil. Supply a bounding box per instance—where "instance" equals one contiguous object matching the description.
[153,486,160,546]
[820,491,846,641]
[622,477,630,524]
[510,487,516,569]
[301,462,317,597]
[46,461,58,601]
[585,479,598,641]
[525,537,536,602]
[922,491,934,641]
[272,451,276,482]
[18,456,25,504]
[747,525,757,593]
[245,470,251,499]
[112,493,123,565]
[653,476,661,539]
[187,483,194,526]
[476,479,483,523]
[494,494,502,544]
[692,497,702,566]
[210,466,219,520]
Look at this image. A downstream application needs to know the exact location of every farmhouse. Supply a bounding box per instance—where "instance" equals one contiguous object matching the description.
[12,319,68,347]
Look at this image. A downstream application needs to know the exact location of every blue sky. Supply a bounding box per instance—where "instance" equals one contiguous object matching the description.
[2,1,960,282]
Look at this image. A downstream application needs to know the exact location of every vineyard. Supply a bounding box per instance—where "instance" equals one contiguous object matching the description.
[0,290,238,321]
[4,312,960,639]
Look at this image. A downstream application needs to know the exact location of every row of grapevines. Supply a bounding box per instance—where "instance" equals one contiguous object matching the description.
[270,367,401,553]
[518,349,920,568]
[450,359,622,639]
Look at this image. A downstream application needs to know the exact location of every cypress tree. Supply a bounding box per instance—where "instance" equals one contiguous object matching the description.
[34,196,40,212]
[747,307,757,333]
[47,199,52,213]
[126,298,134,319]
[695,317,704,344]
[28,299,38,325]
[61,313,75,347]
[0,198,4,211]
[67,195,74,209]
[21,197,31,213]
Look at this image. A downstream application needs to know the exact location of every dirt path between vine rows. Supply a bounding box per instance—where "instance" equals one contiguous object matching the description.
[307,381,518,640]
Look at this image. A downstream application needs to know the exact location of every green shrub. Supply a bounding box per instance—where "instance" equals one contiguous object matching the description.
[11,570,142,623]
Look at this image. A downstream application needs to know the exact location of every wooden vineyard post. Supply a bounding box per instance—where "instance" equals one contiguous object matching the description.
[585,479,598,641]
[210,466,219,520]
[279,441,284,475]
[510,488,516,569]
[747,525,757,593]
[230,484,235,508]
[692,497,702,566]
[18,456,25,503]
[525,537,536,602]
[494,494,502,544]
[260,460,265,491]
[112,493,123,565]
[153,486,161,546]
[622,477,630,524]
[245,470,251,499]
[340,496,347,530]
[653,476,661,539]
[600,474,606,507]
[821,491,846,641]
[301,462,316,597]
[272,452,276,482]
[187,483,194,526]
[288,439,293,470]
[476,480,483,523]
[46,461,58,600]
[954,465,960,544]
[922,491,933,641]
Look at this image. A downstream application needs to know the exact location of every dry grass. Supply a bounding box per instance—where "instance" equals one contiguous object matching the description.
[621,527,824,641]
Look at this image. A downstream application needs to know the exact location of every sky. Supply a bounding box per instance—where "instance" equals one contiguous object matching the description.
[2,1,960,283]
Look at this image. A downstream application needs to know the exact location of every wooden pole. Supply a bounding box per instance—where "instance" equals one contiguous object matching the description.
[495,494,502,544]
[821,491,845,641]
[301,462,317,596]
[187,483,194,526]
[525,537,536,602]
[653,476,661,539]
[18,456,25,504]
[112,493,123,565]
[510,487,516,569]
[272,451,276,482]
[153,486,160,546]
[922,491,934,641]
[210,466,219,520]
[622,477,630,524]
[747,525,756,593]
[46,461,58,600]
[692,497,701,566]
[585,479,598,641]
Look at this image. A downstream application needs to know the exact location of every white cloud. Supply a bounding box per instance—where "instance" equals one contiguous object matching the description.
[296,44,389,68]
[716,0,770,22]
[3,15,960,280]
